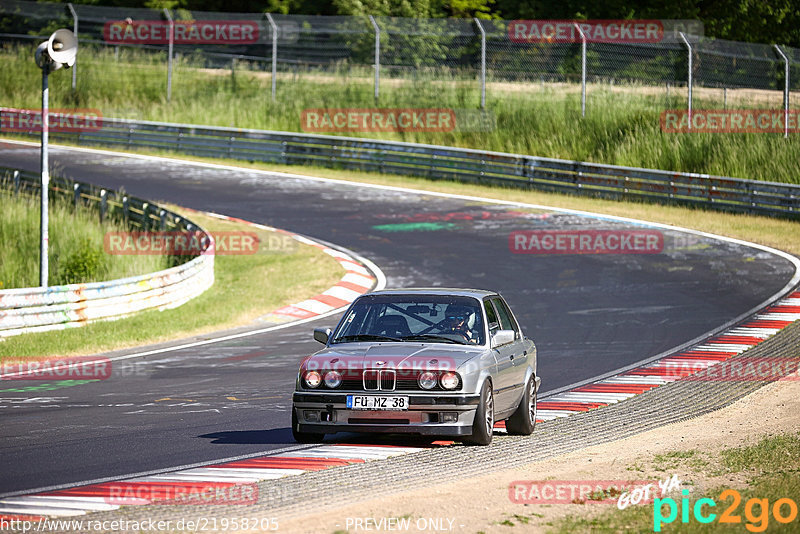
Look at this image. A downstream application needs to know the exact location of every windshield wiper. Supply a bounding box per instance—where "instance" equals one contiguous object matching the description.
[334,334,403,343]
[400,334,466,345]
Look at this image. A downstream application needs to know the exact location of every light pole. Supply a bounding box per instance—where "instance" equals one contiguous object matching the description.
[34,29,77,287]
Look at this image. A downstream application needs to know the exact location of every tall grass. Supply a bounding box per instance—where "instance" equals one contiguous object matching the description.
[1,43,798,183]
[0,188,171,289]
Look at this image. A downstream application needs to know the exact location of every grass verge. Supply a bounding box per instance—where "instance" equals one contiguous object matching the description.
[548,432,800,533]
[2,43,799,183]
[0,187,171,288]
[0,207,344,361]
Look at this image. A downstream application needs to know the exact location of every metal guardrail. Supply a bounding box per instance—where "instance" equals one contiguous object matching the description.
[0,166,214,338]
[3,112,798,220]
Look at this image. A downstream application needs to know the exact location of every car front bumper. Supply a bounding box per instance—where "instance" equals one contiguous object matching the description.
[292,391,480,436]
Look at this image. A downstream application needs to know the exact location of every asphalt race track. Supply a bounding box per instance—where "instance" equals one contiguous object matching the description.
[0,142,796,496]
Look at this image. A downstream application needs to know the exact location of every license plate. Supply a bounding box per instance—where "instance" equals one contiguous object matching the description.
[346,395,408,410]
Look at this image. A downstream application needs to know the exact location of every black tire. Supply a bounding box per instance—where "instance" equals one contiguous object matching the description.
[464,381,494,446]
[506,375,537,435]
[291,409,325,444]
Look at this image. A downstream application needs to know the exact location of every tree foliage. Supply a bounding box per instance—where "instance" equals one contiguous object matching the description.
[49,0,800,46]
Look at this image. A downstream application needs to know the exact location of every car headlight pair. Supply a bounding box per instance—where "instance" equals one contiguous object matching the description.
[303,370,341,388]
[418,371,459,390]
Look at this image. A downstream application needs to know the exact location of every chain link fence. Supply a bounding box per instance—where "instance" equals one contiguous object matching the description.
[1,0,799,122]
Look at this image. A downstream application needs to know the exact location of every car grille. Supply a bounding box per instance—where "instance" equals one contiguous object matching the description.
[323,369,461,391]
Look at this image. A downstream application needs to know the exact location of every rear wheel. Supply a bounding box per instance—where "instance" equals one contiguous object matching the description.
[464,381,494,446]
[291,408,325,443]
[506,376,537,435]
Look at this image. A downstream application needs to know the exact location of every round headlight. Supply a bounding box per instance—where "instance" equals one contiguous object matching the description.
[418,371,437,390]
[324,370,342,388]
[440,371,459,390]
[304,370,321,388]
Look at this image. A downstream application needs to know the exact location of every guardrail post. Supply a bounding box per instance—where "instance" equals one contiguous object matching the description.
[574,23,587,117]
[73,183,80,210]
[13,170,20,195]
[474,18,486,109]
[67,3,78,90]
[122,195,129,222]
[142,202,149,231]
[164,8,174,102]
[369,15,380,100]
[99,189,107,223]
[679,32,693,130]
[159,209,167,230]
[774,45,790,139]
[266,14,277,102]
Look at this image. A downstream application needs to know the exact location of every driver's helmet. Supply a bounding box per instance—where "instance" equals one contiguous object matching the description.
[444,304,473,333]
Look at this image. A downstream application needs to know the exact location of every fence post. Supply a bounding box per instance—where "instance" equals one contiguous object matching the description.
[773,45,790,139]
[474,18,486,109]
[266,13,277,101]
[142,203,149,231]
[99,189,107,223]
[573,23,586,117]
[679,32,692,130]
[164,8,173,102]
[369,15,380,100]
[67,3,77,90]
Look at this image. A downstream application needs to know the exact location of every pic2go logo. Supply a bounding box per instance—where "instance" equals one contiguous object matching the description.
[654,489,798,532]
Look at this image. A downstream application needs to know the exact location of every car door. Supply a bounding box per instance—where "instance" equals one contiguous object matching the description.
[491,296,527,413]
[485,297,518,414]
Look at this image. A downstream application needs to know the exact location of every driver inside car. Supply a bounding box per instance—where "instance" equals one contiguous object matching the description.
[443,304,477,343]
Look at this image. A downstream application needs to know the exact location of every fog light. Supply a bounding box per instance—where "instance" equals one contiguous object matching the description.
[440,412,458,423]
[304,410,320,422]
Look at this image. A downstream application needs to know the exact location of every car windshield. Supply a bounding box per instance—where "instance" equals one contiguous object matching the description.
[331,294,485,345]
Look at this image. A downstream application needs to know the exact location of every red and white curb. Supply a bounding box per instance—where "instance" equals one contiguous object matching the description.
[533,291,800,421]
[0,444,439,519]
[197,210,376,322]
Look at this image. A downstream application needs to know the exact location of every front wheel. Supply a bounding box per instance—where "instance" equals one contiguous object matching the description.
[291,408,325,443]
[506,375,537,435]
[463,381,494,446]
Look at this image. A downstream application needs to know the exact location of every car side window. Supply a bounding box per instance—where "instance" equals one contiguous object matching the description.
[492,297,519,337]
[484,299,500,336]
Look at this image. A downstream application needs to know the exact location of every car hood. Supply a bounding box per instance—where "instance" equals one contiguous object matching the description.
[303,343,485,372]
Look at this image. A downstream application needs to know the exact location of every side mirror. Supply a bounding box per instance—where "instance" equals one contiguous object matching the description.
[491,329,515,348]
[313,328,332,345]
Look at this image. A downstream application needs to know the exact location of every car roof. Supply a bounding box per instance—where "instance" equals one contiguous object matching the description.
[366,288,499,299]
